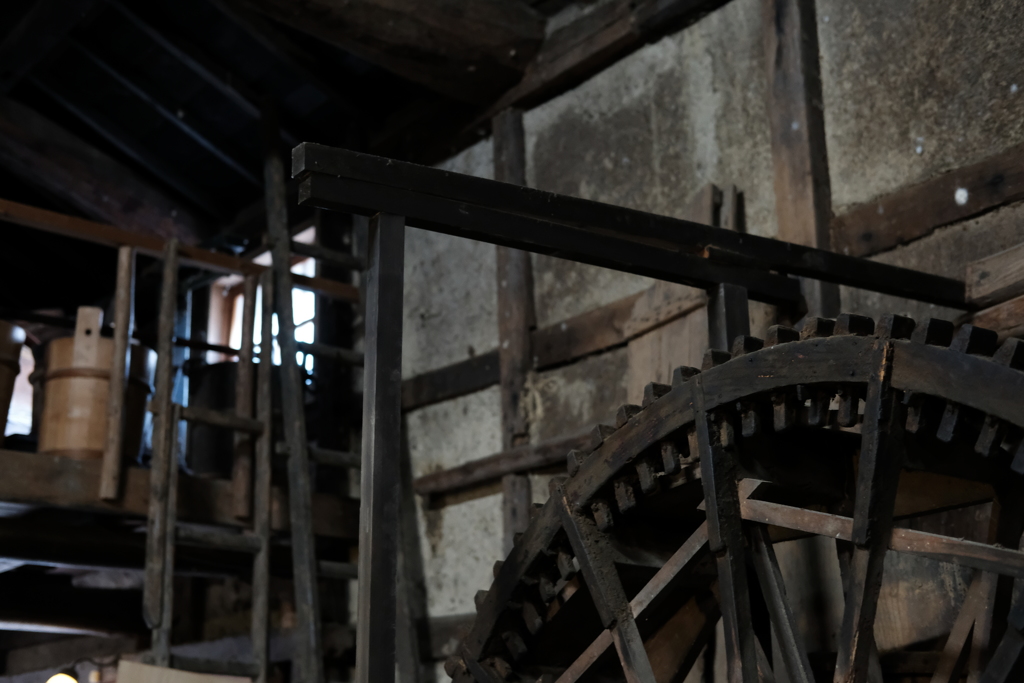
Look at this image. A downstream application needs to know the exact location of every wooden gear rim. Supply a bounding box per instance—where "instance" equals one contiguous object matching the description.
[454,314,1024,683]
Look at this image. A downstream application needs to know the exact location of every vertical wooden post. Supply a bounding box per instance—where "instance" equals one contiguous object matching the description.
[763,0,839,318]
[707,284,750,352]
[356,212,405,683]
[154,403,182,667]
[232,274,258,519]
[493,107,535,555]
[100,245,135,500]
[251,270,274,683]
[143,239,179,636]
[262,103,324,683]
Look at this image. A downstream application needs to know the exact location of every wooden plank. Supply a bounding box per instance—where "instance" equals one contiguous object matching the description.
[0,448,356,537]
[300,172,802,307]
[0,98,207,244]
[250,270,274,683]
[0,0,100,94]
[693,375,758,683]
[930,572,995,683]
[231,275,257,519]
[296,143,967,309]
[749,524,814,683]
[143,240,179,634]
[401,351,499,411]
[494,109,535,557]
[970,292,1024,342]
[356,213,406,683]
[412,429,592,497]
[480,0,726,119]
[966,242,1024,307]
[0,197,359,302]
[264,105,324,683]
[555,486,657,683]
[833,141,1024,258]
[100,245,135,501]
[228,0,542,104]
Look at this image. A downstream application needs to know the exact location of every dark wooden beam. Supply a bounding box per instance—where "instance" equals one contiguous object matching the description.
[401,350,500,412]
[295,144,967,309]
[478,0,728,121]
[0,97,208,243]
[413,429,592,498]
[228,0,544,104]
[763,0,838,317]
[0,0,99,94]
[832,141,1024,258]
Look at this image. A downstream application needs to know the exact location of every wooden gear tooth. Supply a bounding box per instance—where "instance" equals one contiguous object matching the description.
[837,387,862,428]
[490,657,513,680]
[950,324,998,355]
[614,478,637,513]
[615,403,642,428]
[702,348,731,370]
[799,316,835,339]
[739,401,761,437]
[566,449,585,477]
[556,549,575,579]
[936,402,962,443]
[772,392,796,432]
[660,440,681,475]
[834,313,875,336]
[910,317,954,346]
[765,324,799,346]
[538,574,559,602]
[444,656,467,678]
[642,382,671,407]
[671,365,700,386]
[493,560,504,578]
[876,313,916,340]
[730,335,764,357]
[635,457,659,494]
[475,589,489,610]
[806,388,833,427]
[591,499,614,531]
[522,600,544,634]
[587,423,617,451]
[976,415,1006,456]
[994,338,1024,368]
[502,631,528,660]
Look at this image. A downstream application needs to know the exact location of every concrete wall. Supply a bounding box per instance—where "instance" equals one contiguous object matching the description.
[398,0,1024,677]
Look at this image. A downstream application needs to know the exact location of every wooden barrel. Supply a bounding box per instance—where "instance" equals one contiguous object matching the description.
[39,310,155,460]
[0,320,25,429]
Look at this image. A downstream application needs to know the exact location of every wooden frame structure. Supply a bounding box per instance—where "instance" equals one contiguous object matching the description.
[294,142,984,683]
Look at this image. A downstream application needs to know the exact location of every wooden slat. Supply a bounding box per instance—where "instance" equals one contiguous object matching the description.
[966,242,1024,307]
[693,375,758,683]
[412,429,592,496]
[930,572,995,683]
[401,350,500,411]
[749,524,814,683]
[833,141,1024,258]
[0,197,359,302]
[99,245,135,501]
[763,0,838,317]
[355,213,406,683]
[969,293,1024,341]
[533,292,642,369]
[181,405,264,434]
[231,275,258,519]
[251,270,274,683]
[555,486,657,683]
[265,105,324,683]
[0,448,358,538]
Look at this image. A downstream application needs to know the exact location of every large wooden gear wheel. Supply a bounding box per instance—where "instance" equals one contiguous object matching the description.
[444,313,1024,683]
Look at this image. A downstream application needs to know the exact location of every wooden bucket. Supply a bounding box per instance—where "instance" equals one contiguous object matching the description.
[0,320,26,429]
[39,308,156,460]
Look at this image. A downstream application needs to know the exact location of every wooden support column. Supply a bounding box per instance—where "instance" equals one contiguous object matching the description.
[263,105,324,683]
[232,274,258,518]
[493,108,535,555]
[100,245,135,500]
[763,0,839,318]
[356,212,406,683]
[693,375,758,683]
[834,341,902,683]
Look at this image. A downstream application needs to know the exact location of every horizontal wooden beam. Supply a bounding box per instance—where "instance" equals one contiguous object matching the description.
[966,242,1024,307]
[741,498,1024,578]
[480,0,728,121]
[401,350,500,412]
[230,0,543,104]
[413,428,592,497]
[967,293,1024,341]
[0,448,357,538]
[0,197,359,302]
[832,141,1024,258]
[295,143,967,309]
[0,97,207,244]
